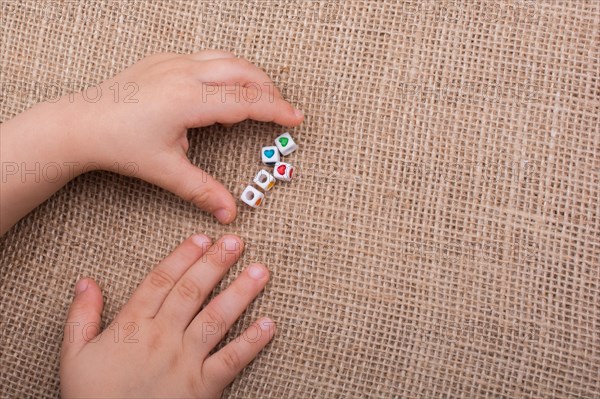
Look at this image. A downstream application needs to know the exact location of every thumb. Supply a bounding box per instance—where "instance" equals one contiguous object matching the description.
[154,155,237,224]
[61,278,104,356]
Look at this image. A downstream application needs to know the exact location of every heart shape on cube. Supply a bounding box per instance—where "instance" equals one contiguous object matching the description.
[278,137,289,147]
[264,149,275,158]
[277,164,287,175]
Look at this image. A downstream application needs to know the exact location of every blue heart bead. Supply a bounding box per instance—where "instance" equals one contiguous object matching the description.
[264,149,275,158]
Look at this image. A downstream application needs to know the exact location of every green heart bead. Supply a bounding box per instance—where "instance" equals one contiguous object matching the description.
[279,137,289,147]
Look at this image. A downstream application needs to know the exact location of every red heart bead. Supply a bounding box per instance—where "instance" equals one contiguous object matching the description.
[277,165,286,175]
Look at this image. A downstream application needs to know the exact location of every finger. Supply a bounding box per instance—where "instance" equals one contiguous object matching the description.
[188,50,237,61]
[120,234,212,319]
[196,57,283,98]
[152,154,237,224]
[202,317,276,389]
[193,84,304,127]
[156,235,244,330]
[61,278,104,357]
[185,263,269,353]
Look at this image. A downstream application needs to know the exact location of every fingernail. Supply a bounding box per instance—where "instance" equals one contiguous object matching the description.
[248,264,266,280]
[191,234,210,248]
[222,236,243,252]
[75,279,89,295]
[294,108,303,118]
[259,318,275,333]
[214,208,231,223]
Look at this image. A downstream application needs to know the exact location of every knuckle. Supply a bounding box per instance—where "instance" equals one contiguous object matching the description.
[188,185,213,209]
[221,349,242,372]
[229,284,249,298]
[229,280,249,298]
[202,305,227,330]
[177,277,202,303]
[146,329,163,351]
[279,99,295,113]
[148,268,176,291]
[243,86,261,103]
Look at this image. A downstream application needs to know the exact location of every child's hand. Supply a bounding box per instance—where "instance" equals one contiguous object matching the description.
[68,50,303,223]
[1,51,298,233]
[60,234,274,398]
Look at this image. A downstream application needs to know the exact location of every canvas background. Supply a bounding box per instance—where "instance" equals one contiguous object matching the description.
[1,1,599,397]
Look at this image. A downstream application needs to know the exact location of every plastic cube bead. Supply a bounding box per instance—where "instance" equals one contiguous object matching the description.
[240,185,265,208]
[261,146,280,165]
[273,162,294,181]
[275,132,297,156]
[253,169,276,191]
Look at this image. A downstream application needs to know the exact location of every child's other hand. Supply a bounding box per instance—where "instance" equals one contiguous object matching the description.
[71,51,304,223]
[60,234,274,398]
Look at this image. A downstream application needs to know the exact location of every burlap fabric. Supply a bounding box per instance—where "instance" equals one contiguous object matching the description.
[1,1,599,398]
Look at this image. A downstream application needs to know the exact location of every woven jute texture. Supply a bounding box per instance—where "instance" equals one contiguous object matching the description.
[1,1,599,398]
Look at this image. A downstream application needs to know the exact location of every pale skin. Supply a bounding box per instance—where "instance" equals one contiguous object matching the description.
[0,50,304,397]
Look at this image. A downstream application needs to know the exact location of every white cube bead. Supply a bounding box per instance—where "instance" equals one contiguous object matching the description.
[253,170,276,191]
[240,185,265,208]
[275,132,297,156]
[273,162,295,181]
[261,146,280,165]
